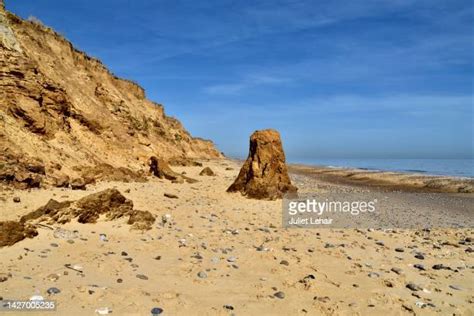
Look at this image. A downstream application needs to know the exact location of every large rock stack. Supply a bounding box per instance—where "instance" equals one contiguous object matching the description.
[227,129,297,200]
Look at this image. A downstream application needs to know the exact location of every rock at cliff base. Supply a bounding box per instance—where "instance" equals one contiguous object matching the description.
[227,129,297,200]
[199,167,215,176]
[149,156,198,184]
[0,221,38,247]
[149,156,180,180]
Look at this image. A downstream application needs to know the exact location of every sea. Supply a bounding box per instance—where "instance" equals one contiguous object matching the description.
[290,158,474,178]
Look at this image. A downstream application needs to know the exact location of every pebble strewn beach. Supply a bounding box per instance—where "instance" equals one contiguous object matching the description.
[1,160,473,315]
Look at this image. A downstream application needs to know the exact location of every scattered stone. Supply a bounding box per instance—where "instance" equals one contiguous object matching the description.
[256,245,269,252]
[13,197,21,203]
[197,271,208,279]
[432,264,449,270]
[391,267,403,275]
[449,285,462,291]
[121,251,128,256]
[199,167,215,176]
[227,129,297,200]
[274,291,285,299]
[95,307,111,315]
[136,274,148,280]
[280,260,289,266]
[0,273,10,282]
[47,287,61,295]
[414,264,426,271]
[395,248,405,252]
[151,307,164,315]
[414,253,425,260]
[47,273,60,281]
[368,272,380,278]
[164,193,178,199]
[117,278,123,283]
[223,304,234,310]
[406,283,422,291]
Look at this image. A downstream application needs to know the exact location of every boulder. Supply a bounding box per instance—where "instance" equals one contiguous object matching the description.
[127,210,155,230]
[70,177,86,190]
[199,167,215,176]
[75,188,134,223]
[149,156,198,184]
[52,174,69,188]
[227,129,297,200]
[149,156,180,180]
[0,221,38,248]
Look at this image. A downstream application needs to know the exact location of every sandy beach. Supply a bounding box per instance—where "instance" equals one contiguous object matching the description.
[1,159,473,315]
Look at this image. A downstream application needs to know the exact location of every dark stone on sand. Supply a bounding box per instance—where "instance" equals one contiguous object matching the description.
[406,282,422,291]
[136,274,148,280]
[414,253,425,260]
[47,287,61,295]
[197,271,207,279]
[432,264,450,270]
[151,307,164,315]
[164,193,178,199]
[274,291,285,299]
[391,267,403,275]
[414,264,426,271]
[13,197,21,203]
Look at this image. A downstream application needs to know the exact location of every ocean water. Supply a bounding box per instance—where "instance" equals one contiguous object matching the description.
[290,158,474,178]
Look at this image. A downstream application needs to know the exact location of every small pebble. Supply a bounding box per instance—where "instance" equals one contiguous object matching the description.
[47,287,61,295]
[274,291,285,299]
[406,283,422,291]
[136,274,148,280]
[151,307,163,315]
[197,271,207,279]
[414,253,425,260]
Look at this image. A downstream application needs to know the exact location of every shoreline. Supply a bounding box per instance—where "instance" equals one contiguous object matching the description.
[288,163,474,193]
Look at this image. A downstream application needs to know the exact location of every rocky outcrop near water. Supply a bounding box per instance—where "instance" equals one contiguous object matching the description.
[227,129,297,199]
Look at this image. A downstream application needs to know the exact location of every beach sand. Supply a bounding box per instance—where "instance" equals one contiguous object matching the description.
[1,159,473,315]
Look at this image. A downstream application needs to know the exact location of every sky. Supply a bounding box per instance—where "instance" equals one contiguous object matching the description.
[7,0,473,160]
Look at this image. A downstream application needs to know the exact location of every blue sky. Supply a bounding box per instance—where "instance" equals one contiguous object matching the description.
[7,0,473,160]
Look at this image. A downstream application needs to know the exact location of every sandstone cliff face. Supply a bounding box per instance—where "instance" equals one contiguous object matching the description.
[0,2,221,188]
